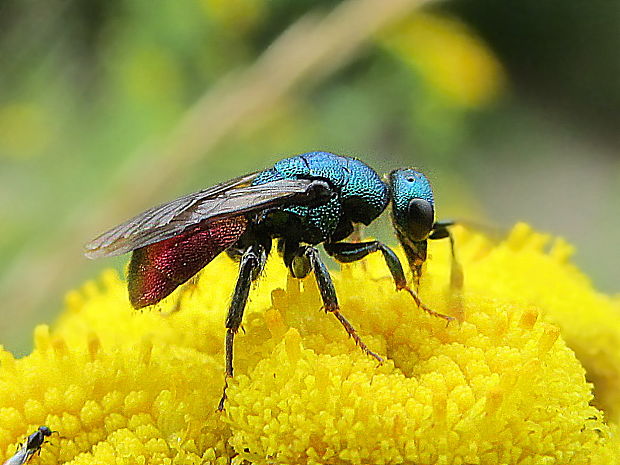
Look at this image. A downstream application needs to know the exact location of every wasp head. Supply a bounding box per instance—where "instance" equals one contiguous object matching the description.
[38,426,53,437]
[389,169,435,241]
[388,169,435,281]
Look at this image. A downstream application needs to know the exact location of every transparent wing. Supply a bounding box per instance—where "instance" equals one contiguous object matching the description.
[85,173,321,259]
[3,447,30,465]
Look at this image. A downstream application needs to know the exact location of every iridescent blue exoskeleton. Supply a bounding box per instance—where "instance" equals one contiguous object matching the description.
[3,426,55,465]
[85,151,460,409]
[389,168,463,290]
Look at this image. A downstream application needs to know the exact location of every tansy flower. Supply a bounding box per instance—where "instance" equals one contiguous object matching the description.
[0,223,619,464]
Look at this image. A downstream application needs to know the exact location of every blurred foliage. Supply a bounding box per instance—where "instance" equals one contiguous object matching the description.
[381,12,505,108]
[0,0,618,353]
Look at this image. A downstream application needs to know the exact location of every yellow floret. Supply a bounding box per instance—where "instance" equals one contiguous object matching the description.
[453,223,620,422]
[0,223,618,464]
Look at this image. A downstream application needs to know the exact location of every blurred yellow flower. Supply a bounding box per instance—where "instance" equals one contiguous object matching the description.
[381,12,506,108]
[0,223,619,464]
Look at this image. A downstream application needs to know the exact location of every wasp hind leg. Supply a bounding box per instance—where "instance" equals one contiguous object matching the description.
[324,241,454,323]
[163,274,201,317]
[218,244,267,411]
[288,245,384,363]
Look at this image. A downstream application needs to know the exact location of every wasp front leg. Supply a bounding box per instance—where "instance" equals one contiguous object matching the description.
[218,243,267,411]
[429,220,464,290]
[324,241,454,322]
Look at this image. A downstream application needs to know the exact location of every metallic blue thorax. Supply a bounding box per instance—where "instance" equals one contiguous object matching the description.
[252,152,389,244]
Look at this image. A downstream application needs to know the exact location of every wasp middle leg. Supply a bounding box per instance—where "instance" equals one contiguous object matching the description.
[285,244,384,363]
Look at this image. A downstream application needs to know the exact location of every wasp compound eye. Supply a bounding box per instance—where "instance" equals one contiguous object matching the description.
[406,198,434,241]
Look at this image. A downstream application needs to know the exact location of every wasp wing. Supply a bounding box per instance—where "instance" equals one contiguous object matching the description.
[85,171,257,258]
[85,174,320,259]
[2,447,30,465]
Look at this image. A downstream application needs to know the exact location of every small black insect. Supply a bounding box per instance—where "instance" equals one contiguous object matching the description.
[3,426,55,465]
[85,151,459,409]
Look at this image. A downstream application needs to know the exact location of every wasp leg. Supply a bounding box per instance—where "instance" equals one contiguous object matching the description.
[429,220,464,290]
[218,244,266,411]
[292,246,384,363]
[163,275,200,317]
[324,241,454,322]
[348,224,368,271]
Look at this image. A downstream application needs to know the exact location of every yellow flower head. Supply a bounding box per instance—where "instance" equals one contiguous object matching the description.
[0,223,618,464]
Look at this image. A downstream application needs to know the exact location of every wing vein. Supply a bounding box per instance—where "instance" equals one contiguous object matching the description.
[85,175,317,258]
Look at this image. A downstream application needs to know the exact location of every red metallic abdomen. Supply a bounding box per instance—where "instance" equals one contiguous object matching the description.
[128,216,247,308]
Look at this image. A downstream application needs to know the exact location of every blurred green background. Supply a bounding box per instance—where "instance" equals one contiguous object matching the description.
[1,0,618,355]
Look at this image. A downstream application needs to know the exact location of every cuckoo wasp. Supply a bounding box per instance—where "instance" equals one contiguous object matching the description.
[3,426,55,465]
[85,151,459,409]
